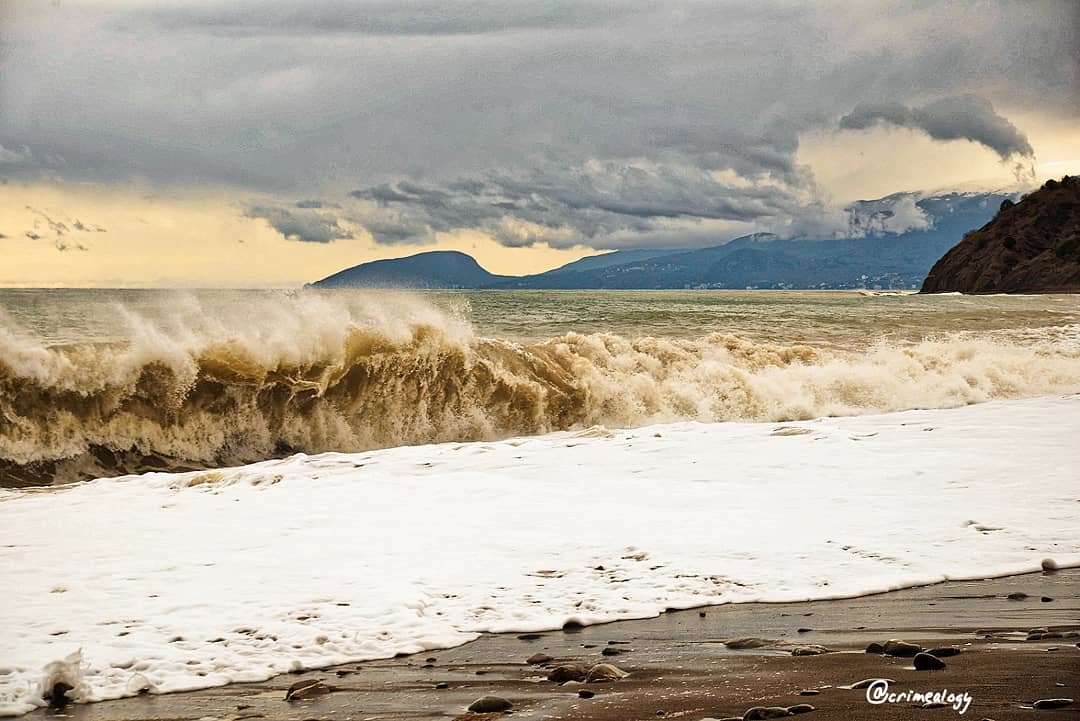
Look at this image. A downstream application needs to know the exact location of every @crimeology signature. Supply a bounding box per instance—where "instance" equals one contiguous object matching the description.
[866,678,973,715]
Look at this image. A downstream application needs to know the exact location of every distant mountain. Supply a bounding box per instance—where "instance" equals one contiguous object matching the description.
[311,250,510,289]
[536,248,680,276]
[312,191,1013,290]
[922,177,1080,294]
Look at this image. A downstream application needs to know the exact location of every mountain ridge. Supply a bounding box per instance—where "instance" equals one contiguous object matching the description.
[310,191,1014,290]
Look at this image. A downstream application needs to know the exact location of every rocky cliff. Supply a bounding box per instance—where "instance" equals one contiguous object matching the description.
[922,177,1080,294]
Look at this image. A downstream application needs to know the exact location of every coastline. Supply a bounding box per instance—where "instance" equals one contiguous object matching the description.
[3,394,1080,717]
[28,569,1079,720]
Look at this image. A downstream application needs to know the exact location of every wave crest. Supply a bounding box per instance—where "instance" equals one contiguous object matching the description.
[2,295,1079,485]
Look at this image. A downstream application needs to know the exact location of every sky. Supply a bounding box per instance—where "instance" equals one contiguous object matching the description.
[0,0,1078,287]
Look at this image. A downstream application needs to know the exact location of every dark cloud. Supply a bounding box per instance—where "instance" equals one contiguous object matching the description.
[246,204,352,243]
[140,1,625,37]
[839,95,1035,161]
[2,1,1077,248]
[345,160,822,247]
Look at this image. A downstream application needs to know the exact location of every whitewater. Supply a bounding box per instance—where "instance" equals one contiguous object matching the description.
[2,395,1080,715]
[4,290,1080,485]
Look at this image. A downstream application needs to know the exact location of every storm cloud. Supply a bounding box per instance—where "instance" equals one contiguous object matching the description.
[246,205,351,243]
[840,95,1036,162]
[346,160,823,247]
[2,0,1076,249]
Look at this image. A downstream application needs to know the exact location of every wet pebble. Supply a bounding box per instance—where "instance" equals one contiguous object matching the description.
[742,706,793,719]
[926,646,961,658]
[586,663,629,682]
[883,639,922,657]
[724,637,775,649]
[548,664,590,684]
[913,652,947,670]
[284,679,330,701]
[1032,698,1073,709]
[849,678,895,689]
[467,696,512,713]
[790,645,830,656]
[527,653,553,665]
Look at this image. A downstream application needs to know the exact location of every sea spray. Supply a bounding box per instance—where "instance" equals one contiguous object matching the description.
[2,293,1080,485]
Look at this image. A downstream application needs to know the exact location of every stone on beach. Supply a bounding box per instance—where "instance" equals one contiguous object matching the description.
[284,679,330,701]
[925,646,961,657]
[1033,698,1073,709]
[786,703,816,714]
[467,695,513,712]
[913,652,947,670]
[882,639,922,657]
[585,663,629,682]
[548,664,591,683]
[526,653,553,665]
[790,645,830,656]
[742,706,794,719]
[848,678,895,689]
[724,637,775,649]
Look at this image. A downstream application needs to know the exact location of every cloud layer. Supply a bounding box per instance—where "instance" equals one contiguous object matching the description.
[2,0,1076,249]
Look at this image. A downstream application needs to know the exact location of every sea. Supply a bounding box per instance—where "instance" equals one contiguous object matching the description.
[2,288,1079,715]
[3,287,1080,486]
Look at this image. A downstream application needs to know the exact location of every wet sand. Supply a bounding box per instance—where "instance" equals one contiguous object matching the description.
[32,570,1079,721]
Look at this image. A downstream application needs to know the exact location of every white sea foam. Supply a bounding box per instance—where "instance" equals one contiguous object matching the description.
[1,395,1079,715]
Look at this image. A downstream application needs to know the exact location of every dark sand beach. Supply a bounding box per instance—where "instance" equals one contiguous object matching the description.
[33,569,1079,721]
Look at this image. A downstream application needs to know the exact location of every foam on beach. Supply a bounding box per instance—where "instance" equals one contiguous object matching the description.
[2,395,1079,715]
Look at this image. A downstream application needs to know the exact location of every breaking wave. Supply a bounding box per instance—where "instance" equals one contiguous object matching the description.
[3,294,1080,485]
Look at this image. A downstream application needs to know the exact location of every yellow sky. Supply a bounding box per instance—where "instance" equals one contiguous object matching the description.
[3,118,1078,288]
[0,184,596,288]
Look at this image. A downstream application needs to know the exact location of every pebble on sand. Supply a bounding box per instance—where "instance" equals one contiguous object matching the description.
[548,664,591,683]
[790,645,830,656]
[526,653,553,665]
[848,678,896,689]
[883,639,922,657]
[585,663,630,682]
[1033,698,1073,709]
[926,646,961,658]
[467,696,513,713]
[724,637,775,649]
[742,707,792,719]
[913,652,947,670]
[786,703,816,714]
[1041,558,1059,572]
[284,679,331,701]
